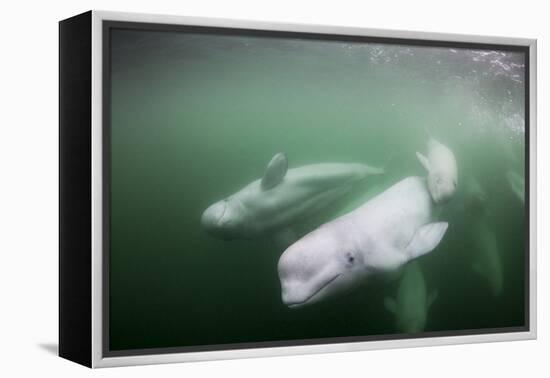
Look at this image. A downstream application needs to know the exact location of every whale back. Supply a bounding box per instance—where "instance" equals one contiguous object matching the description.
[283,163,384,190]
[228,161,384,236]
[349,177,433,241]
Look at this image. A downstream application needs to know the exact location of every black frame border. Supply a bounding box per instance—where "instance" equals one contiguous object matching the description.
[101,20,531,358]
[59,11,93,367]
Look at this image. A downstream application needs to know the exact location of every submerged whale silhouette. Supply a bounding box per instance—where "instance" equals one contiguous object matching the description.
[470,218,503,297]
[462,176,503,297]
[384,261,438,333]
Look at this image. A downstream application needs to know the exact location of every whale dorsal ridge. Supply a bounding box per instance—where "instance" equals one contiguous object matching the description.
[261,153,288,190]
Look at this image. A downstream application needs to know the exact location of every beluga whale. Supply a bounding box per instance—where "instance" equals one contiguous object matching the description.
[384,261,438,333]
[469,217,503,297]
[464,176,488,214]
[416,138,458,204]
[278,176,448,308]
[201,153,384,242]
[463,177,503,297]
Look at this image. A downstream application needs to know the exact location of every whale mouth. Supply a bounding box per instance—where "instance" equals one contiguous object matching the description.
[285,274,341,308]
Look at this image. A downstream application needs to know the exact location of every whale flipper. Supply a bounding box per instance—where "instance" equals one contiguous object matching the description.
[416,152,431,173]
[261,153,288,190]
[384,297,397,314]
[406,222,448,259]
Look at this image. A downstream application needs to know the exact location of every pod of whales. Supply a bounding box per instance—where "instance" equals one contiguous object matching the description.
[200,136,517,310]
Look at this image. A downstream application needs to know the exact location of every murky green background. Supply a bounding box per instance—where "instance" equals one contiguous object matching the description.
[108,28,526,351]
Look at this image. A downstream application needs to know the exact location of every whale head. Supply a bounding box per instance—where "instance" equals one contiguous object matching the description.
[426,170,457,204]
[277,226,367,308]
[417,139,458,205]
[201,198,246,240]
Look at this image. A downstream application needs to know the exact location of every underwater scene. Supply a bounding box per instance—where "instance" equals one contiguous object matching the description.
[108,27,527,352]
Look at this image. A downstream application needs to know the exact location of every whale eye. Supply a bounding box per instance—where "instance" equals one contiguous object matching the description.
[345,252,355,266]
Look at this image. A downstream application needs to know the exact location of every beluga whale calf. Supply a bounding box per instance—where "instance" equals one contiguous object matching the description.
[278,176,449,307]
[201,153,384,242]
[416,138,458,204]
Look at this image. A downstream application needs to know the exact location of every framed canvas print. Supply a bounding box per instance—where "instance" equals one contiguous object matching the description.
[59,10,537,368]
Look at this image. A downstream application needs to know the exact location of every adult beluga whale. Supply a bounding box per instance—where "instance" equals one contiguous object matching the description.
[201,153,384,242]
[278,176,448,307]
[416,138,458,204]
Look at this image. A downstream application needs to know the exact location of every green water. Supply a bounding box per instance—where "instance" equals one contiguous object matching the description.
[108,28,526,351]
